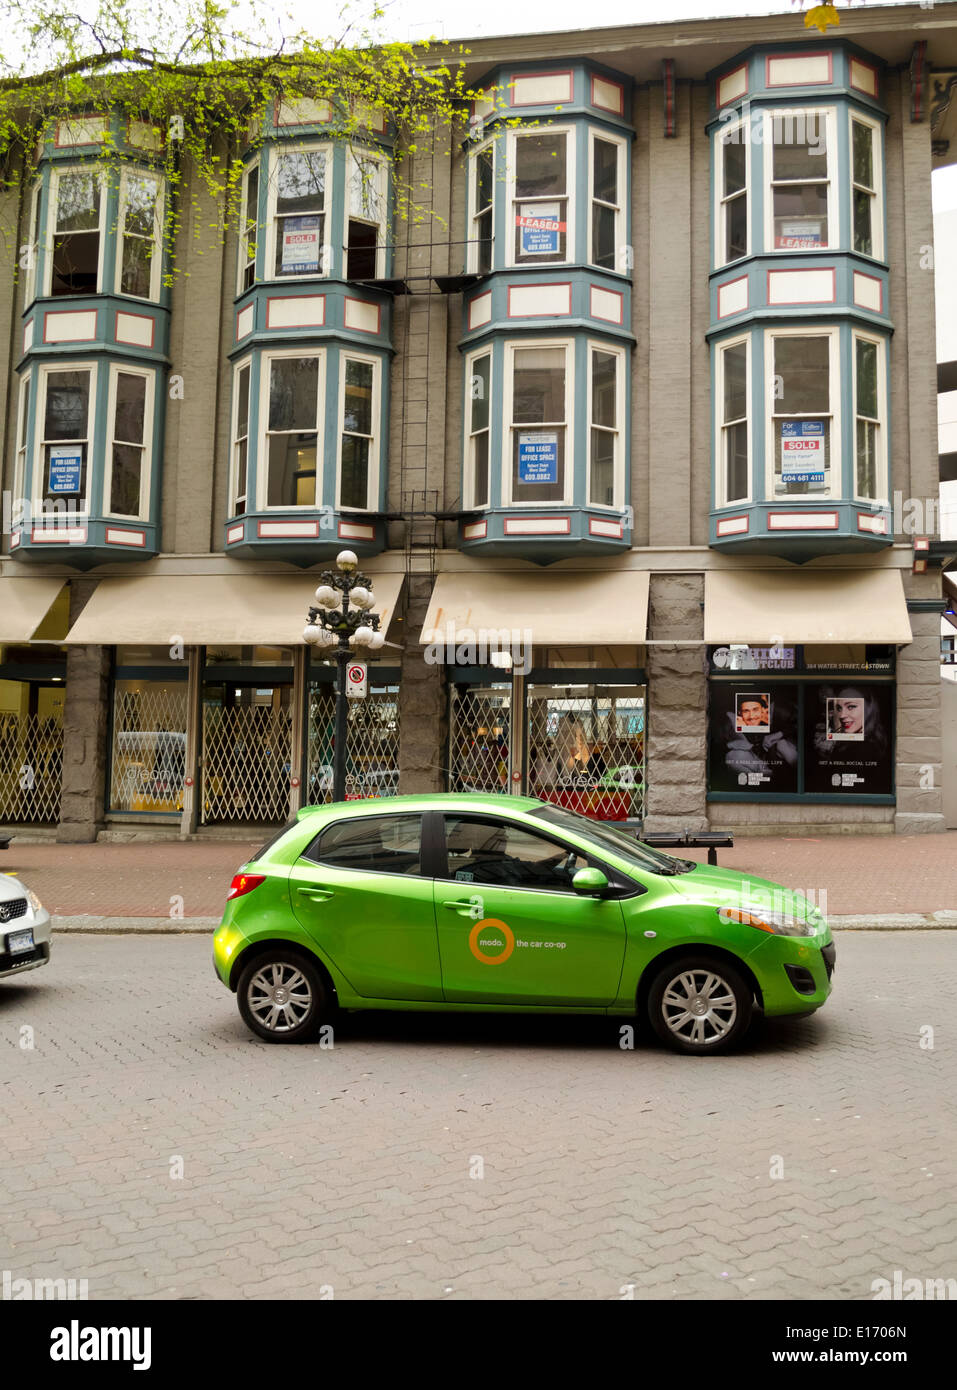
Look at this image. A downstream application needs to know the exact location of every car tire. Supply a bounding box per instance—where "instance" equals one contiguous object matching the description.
[646,956,753,1055]
[237,951,332,1044]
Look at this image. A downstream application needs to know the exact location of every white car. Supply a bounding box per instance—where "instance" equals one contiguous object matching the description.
[0,873,51,980]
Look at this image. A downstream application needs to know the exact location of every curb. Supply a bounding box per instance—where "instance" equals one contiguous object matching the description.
[49,912,957,934]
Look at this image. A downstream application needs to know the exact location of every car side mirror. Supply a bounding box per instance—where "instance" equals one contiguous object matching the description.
[572,867,609,897]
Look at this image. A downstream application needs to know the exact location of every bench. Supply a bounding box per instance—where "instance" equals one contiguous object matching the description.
[0,836,11,852]
[638,830,734,867]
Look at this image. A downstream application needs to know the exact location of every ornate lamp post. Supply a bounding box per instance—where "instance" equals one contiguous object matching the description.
[303,550,385,802]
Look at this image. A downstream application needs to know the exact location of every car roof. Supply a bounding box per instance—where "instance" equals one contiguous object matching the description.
[296,793,544,819]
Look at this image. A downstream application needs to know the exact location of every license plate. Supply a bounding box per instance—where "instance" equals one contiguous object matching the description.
[7,928,34,955]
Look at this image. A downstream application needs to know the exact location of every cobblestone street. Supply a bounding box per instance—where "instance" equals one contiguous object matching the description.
[2,931,955,1301]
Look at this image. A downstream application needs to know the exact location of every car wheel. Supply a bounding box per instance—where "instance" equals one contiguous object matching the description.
[647,956,752,1055]
[237,951,331,1044]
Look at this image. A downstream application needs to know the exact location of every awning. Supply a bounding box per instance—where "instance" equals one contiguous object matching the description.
[0,579,67,641]
[419,570,650,646]
[704,569,912,645]
[65,573,404,646]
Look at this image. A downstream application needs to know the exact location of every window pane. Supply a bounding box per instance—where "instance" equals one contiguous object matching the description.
[852,121,873,189]
[726,420,749,502]
[723,136,746,196]
[350,156,383,222]
[51,231,99,295]
[236,365,250,438]
[477,208,492,273]
[592,351,617,429]
[340,434,369,508]
[121,234,153,297]
[443,815,588,892]
[723,343,747,423]
[515,134,566,197]
[774,337,829,413]
[592,203,616,269]
[347,220,377,279]
[593,138,618,203]
[856,419,877,498]
[110,443,143,515]
[853,189,872,257]
[234,438,248,511]
[268,358,319,431]
[19,379,30,448]
[275,151,325,214]
[590,429,615,506]
[114,372,146,444]
[343,360,374,435]
[726,192,747,261]
[513,348,565,423]
[267,434,316,506]
[124,175,158,237]
[56,171,99,231]
[44,370,89,438]
[476,147,493,210]
[856,338,879,420]
[771,115,828,181]
[773,182,828,248]
[470,355,490,432]
[472,432,489,507]
[313,814,422,874]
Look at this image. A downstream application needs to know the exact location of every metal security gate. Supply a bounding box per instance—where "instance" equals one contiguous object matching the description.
[526,683,645,821]
[109,684,188,814]
[449,682,512,792]
[308,682,400,803]
[0,712,63,823]
[200,704,292,824]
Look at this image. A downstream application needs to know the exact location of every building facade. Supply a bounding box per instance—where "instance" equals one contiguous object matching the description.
[1,6,955,841]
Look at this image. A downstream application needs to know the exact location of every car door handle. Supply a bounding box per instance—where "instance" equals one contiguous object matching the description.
[442,899,478,912]
[297,886,334,902]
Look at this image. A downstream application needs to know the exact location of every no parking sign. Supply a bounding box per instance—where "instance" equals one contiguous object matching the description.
[346,662,368,698]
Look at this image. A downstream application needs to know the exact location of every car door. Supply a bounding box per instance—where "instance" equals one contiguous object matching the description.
[289,810,443,1001]
[435,812,628,1006]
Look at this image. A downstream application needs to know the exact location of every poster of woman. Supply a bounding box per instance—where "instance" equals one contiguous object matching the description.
[806,684,892,794]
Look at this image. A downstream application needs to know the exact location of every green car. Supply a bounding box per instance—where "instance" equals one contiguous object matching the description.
[213,793,835,1055]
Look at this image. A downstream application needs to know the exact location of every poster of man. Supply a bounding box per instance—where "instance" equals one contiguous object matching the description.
[709,685,798,793]
[735,692,771,734]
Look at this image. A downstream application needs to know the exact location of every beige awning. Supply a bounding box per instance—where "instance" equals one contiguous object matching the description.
[0,579,68,642]
[705,569,912,645]
[65,573,404,646]
[419,570,650,646]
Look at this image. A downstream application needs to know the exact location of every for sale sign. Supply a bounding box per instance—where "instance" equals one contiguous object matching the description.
[781,420,826,484]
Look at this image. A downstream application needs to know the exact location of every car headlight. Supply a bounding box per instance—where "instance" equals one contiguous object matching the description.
[719,907,818,938]
[27,889,43,914]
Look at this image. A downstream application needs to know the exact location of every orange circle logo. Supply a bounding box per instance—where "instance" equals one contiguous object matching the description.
[468,918,515,965]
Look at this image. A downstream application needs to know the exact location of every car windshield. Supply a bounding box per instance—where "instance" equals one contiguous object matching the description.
[530,805,696,876]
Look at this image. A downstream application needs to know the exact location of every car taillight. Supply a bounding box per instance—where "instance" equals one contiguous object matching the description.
[227,873,265,900]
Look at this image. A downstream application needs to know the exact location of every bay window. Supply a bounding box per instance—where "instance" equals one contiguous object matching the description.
[117,169,163,300]
[510,130,571,266]
[231,361,251,515]
[105,367,153,518]
[718,337,750,505]
[339,356,378,509]
[769,331,835,496]
[854,334,885,501]
[466,351,491,508]
[49,167,103,295]
[507,343,568,504]
[717,122,748,266]
[346,150,387,280]
[471,144,494,275]
[588,345,623,507]
[239,161,259,292]
[262,353,323,507]
[767,109,833,250]
[268,146,328,279]
[37,365,94,507]
[589,133,625,271]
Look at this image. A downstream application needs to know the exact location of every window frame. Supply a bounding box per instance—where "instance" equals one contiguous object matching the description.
[336,349,381,512]
[23,182,41,307]
[263,140,332,284]
[304,810,425,878]
[464,347,493,510]
[44,163,107,297]
[849,108,884,262]
[852,329,888,505]
[103,363,155,521]
[502,337,574,508]
[714,116,750,269]
[467,139,495,275]
[763,106,838,255]
[114,165,164,303]
[230,356,252,516]
[34,359,98,513]
[585,339,626,510]
[436,812,629,898]
[344,146,389,281]
[257,347,327,510]
[13,371,31,512]
[715,333,752,508]
[237,158,261,293]
[505,124,576,269]
[764,324,841,501]
[587,128,628,275]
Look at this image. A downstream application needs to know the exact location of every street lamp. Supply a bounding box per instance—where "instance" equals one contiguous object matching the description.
[303,550,385,802]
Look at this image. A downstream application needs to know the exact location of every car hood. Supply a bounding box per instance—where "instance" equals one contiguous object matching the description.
[0,872,29,903]
[668,862,824,927]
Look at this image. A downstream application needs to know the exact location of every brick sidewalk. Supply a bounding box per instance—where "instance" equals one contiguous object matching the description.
[2,829,955,918]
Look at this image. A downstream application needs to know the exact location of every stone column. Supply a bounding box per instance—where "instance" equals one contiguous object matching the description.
[894,604,945,834]
[397,575,447,793]
[642,572,708,833]
[57,580,110,843]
